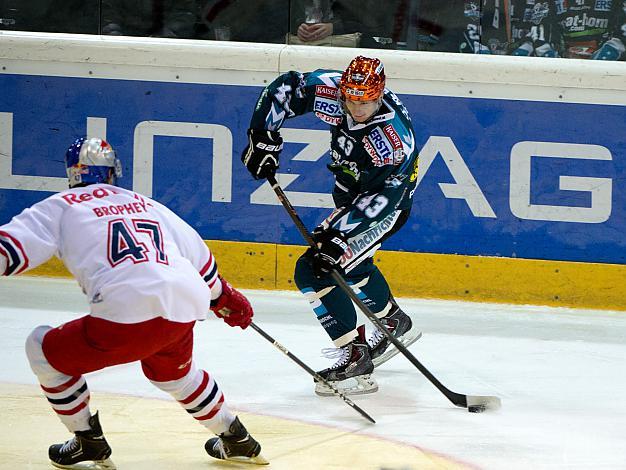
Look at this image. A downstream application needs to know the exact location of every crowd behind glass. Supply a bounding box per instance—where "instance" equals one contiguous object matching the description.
[1,1,625,60]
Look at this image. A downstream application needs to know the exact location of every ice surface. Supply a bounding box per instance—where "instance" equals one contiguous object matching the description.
[1,276,625,469]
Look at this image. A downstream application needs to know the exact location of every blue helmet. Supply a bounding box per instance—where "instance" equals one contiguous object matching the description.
[65,137,123,188]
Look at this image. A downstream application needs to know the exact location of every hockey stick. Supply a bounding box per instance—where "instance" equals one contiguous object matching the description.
[249,321,376,424]
[266,173,501,413]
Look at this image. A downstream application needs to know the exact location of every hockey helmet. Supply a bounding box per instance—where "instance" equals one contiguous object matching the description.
[65,137,122,188]
[339,56,386,102]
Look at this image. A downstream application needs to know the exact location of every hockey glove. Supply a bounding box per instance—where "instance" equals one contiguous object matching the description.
[311,228,348,278]
[210,277,253,329]
[241,128,283,180]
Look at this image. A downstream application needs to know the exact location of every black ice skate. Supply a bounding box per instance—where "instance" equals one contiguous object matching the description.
[205,416,269,465]
[315,325,378,396]
[368,300,422,368]
[49,411,115,470]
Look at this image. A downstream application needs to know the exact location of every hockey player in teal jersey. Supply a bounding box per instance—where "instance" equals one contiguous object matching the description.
[242,56,422,395]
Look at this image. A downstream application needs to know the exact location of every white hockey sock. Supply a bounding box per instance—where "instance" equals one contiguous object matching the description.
[25,325,92,432]
[151,365,235,435]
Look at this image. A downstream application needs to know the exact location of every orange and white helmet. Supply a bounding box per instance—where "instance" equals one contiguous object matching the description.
[339,56,386,102]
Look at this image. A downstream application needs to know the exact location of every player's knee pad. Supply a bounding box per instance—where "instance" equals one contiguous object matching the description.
[25,325,58,379]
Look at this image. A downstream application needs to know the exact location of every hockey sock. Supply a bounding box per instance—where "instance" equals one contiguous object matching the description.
[25,325,92,432]
[150,366,235,435]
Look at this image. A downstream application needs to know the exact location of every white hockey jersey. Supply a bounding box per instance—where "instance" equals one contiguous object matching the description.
[0,184,219,324]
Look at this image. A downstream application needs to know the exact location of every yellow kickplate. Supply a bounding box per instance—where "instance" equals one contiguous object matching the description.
[24,240,626,311]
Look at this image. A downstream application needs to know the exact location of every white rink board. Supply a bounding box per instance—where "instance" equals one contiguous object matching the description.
[1,31,625,105]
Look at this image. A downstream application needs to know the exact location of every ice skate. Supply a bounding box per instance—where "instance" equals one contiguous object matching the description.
[315,326,378,396]
[49,412,115,470]
[368,302,422,368]
[205,416,268,465]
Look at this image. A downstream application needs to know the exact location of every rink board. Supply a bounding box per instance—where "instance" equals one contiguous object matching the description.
[1,33,625,309]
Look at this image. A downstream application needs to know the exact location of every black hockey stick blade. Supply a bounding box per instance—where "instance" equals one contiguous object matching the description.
[249,322,376,424]
[266,174,501,413]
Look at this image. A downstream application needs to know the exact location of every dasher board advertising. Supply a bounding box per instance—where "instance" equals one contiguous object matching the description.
[1,73,624,264]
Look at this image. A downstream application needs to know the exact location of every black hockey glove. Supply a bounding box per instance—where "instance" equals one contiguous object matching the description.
[311,227,348,278]
[241,128,283,180]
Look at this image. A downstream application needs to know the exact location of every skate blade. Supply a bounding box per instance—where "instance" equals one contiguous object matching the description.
[223,453,270,465]
[372,329,422,368]
[51,457,116,470]
[315,374,378,397]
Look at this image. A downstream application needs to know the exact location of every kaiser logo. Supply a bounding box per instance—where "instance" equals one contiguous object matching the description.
[383,124,402,150]
[316,85,339,100]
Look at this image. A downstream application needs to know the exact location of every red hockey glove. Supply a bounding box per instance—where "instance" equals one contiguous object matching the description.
[210,278,253,329]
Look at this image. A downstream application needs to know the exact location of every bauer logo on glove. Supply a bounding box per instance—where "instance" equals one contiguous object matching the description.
[241,128,283,180]
[310,228,349,277]
[255,142,282,152]
[329,236,348,251]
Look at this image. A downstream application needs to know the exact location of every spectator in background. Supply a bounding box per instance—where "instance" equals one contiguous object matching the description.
[455,0,511,54]
[422,0,552,56]
[102,0,197,38]
[287,0,361,47]
[351,0,409,50]
[368,0,479,53]
[199,0,288,43]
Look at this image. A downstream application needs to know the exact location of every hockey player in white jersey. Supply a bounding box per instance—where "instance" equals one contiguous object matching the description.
[0,137,268,468]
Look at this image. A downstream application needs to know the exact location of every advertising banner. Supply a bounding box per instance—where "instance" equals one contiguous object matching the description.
[1,73,625,264]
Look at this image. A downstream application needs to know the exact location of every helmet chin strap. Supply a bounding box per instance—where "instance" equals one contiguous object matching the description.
[106,168,117,185]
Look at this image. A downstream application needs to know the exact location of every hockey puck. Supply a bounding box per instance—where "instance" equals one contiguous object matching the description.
[468,405,485,413]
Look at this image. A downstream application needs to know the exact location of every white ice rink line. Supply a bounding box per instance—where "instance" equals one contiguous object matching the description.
[1,276,625,469]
